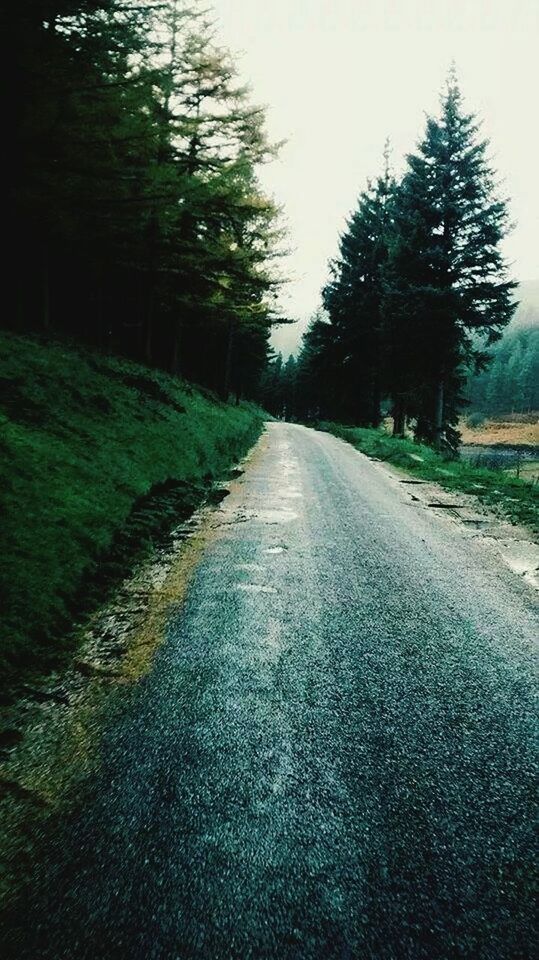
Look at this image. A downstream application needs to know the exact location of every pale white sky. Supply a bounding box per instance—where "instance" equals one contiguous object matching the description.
[213,0,539,346]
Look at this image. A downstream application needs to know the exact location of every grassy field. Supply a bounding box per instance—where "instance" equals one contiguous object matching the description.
[319,421,539,535]
[0,333,264,687]
[459,415,539,447]
[505,459,539,482]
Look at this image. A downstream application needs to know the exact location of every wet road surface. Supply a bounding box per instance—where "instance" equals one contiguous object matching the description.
[4,423,538,958]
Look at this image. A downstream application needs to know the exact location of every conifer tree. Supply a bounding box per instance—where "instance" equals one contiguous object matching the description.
[294,310,339,420]
[10,0,285,396]
[136,2,283,383]
[385,72,516,446]
[321,149,395,425]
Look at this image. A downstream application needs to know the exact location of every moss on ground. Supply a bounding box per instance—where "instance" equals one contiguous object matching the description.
[318,421,539,535]
[0,333,264,687]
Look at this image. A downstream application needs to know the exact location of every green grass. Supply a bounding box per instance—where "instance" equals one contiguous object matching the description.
[0,333,265,686]
[318,421,539,534]
[505,459,539,483]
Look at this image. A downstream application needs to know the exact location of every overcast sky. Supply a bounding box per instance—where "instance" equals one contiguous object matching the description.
[213,0,539,347]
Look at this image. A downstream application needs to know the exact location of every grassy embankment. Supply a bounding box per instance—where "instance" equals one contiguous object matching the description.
[319,421,539,535]
[0,333,265,689]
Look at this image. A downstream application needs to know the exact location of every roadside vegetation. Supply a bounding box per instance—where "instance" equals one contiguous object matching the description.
[0,333,264,690]
[319,421,539,534]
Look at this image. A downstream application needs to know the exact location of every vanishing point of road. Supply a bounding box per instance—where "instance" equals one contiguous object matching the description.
[4,423,537,958]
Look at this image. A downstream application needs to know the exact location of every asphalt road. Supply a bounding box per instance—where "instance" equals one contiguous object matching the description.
[4,423,538,958]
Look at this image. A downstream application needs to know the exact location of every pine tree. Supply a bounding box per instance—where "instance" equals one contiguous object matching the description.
[13,0,162,344]
[321,149,394,425]
[485,357,506,414]
[294,310,340,420]
[521,334,539,411]
[139,4,283,385]
[282,355,297,420]
[10,0,285,396]
[385,71,517,446]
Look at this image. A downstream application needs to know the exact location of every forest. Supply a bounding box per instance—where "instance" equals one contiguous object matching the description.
[10,0,286,398]
[10,2,530,446]
[264,306,539,429]
[262,78,523,449]
[466,311,539,418]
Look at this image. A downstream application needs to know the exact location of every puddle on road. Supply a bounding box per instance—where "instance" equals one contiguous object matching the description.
[217,430,303,532]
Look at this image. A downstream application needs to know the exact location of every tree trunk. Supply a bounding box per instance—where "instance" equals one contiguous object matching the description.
[433,379,444,449]
[393,398,405,437]
[143,283,154,366]
[371,369,382,426]
[96,262,105,348]
[223,319,234,399]
[42,250,50,331]
[171,317,182,375]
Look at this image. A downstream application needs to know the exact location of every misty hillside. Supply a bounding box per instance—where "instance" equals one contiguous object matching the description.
[514,280,539,328]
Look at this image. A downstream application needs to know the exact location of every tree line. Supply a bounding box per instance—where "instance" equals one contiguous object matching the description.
[10,0,285,398]
[273,75,517,449]
[467,318,539,418]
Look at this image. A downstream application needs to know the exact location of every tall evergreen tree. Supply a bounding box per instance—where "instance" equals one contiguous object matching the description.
[9,0,285,397]
[385,71,517,445]
[12,1,156,339]
[294,310,339,420]
[125,2,284,386]
[322,150,395,425]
